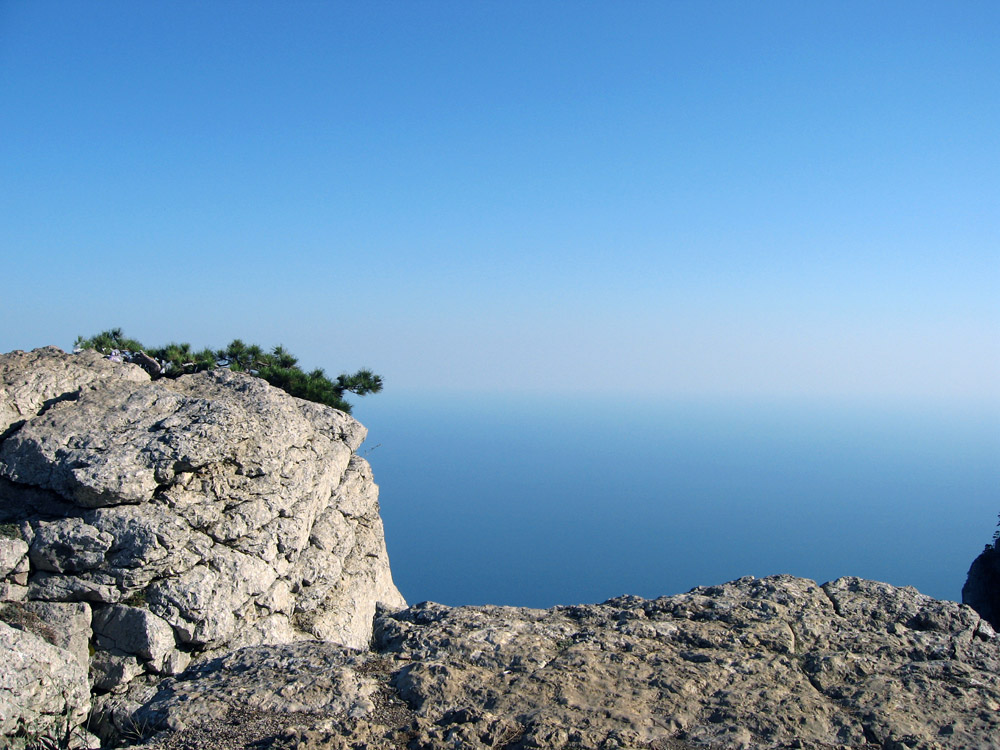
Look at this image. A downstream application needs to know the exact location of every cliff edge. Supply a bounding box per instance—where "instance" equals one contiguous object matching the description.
[0,346,404,746]
[963,543,1000,631]
[2,347,999,750]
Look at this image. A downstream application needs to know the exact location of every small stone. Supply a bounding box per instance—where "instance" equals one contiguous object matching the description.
[90,651,145,692]
[0,537,28,577]
[92,604,177,666]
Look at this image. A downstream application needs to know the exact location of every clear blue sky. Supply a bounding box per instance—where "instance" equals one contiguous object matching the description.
[2,1,997,403]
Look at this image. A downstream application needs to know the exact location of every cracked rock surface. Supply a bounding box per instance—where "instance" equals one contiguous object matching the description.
[113,574,1000,750]
[0,347,404,746]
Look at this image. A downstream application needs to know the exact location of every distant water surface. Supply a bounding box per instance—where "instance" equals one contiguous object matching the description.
[351,395,1000,608]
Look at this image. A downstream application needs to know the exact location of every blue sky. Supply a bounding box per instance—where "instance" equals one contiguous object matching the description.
[2,2,997,403]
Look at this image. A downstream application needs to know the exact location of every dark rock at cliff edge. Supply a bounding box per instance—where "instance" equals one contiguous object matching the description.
[963,543,1000,632]
[2,347,1000,750]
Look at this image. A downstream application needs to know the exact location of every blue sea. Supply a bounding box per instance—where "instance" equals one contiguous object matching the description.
[351,395,1000,608]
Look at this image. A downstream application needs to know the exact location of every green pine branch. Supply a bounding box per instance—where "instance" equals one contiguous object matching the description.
[74,329,380,414]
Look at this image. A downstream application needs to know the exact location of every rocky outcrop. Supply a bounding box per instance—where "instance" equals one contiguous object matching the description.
[5,345,999,750]
[963,542,1000,631]
[106,574,999,750]
[1,619,92,747]
[0,346,404,747]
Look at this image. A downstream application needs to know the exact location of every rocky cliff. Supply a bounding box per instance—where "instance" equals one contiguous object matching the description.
[2,347,999,750]
[0,347,404,747]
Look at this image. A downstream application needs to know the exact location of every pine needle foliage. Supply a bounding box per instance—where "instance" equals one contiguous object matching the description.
[74,329,381,414]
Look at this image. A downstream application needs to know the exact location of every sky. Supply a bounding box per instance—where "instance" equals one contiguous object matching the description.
[1,1,998,404]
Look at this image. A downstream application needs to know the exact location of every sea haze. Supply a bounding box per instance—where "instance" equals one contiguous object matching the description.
[352,395,1000,609]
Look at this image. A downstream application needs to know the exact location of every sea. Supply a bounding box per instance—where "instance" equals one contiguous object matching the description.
[351,394,1000,609]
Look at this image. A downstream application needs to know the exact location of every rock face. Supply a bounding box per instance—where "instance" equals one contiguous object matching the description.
[107,574,1000,750]
[0,347,404,746]
[963,542,1000,630]
[0,619,92,746]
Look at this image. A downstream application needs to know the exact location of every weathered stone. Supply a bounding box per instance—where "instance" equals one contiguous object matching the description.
[12,552,28,578]
[88,503,202,582]
[29,570,122,603]
[0,536,29,600]
[97,575,1000,750]
[160,648,191,676]
[0,346,148,438]
[0,476,76,523]
[29,517,114,573]
[258,578,295,615]
[145,544,278,649]
[21,600,92,669]
[90,678,161,745]
[290,456,405,649]
[131,642,382,734]
[70,727,103,750]
[224,613,300,652]
[90,650,145,693]
[372,575,1000,750]
[92,604,177,670]
[0,619,90,744]
[0,348,404,657]
[0,346,406,744]
[0,580,27,601]
[0,536,28,577]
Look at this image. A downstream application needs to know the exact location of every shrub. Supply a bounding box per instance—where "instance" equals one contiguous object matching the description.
[74,329,381,414]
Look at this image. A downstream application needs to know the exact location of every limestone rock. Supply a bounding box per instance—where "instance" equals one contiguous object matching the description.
[90,651,146,693]
[102,575,1000,750]
[0,347,403,645]
[291,456,405,647]
[0,535,29,603]
[0,581,27,602]
[0,536,28,577]
[92,604,180,673]
[20,600,92,669]
[0,346,405,744]
[29,518,114,573]
[29,569,123,603]
[0,346,148,439]
[0,619,91,744]
[131,641,381,734]
[0,476,77,524]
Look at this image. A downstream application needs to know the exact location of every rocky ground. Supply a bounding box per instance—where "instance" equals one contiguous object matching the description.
[107,575,1000,750]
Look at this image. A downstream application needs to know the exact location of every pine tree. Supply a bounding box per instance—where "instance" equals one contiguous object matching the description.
[74,329,381,414]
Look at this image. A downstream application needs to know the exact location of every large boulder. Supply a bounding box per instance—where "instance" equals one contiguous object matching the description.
[0,346,405,745]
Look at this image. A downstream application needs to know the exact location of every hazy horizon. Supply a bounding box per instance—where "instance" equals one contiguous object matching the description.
[352,392,999,607]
